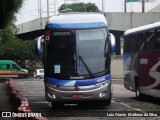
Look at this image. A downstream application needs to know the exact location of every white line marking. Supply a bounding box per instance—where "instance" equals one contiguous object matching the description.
[112,100,144,112]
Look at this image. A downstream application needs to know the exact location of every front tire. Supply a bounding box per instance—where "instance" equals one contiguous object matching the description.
[101,99,111,106]
[18,74,25,79]
[135,84,140,98]
[135,79,145,99]
[99,93,111,106]
[35,76,41,80]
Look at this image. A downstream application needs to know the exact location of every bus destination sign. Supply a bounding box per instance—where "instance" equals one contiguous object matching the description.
[52,32,71,36]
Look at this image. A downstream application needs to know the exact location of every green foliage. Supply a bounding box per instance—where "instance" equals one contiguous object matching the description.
[58,2,100,13]
[0,0,23,29]
[0,25,15,45]
[0,24,36,67]
[0,38,36,74]
[0,38,36,61]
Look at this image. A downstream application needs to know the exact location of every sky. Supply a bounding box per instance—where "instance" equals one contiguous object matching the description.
[15,0,160,25]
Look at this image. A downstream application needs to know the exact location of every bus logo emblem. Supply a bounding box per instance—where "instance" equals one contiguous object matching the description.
[75,87,80,91]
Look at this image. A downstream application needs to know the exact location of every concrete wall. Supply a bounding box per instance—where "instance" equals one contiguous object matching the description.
[16,12,160,35]
[16,17,48,34]
[105,12,160,31]
[111,58,123,79]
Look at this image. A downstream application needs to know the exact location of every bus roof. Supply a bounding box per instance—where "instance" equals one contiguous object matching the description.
[124,22,160,35]
[46,13,107,29]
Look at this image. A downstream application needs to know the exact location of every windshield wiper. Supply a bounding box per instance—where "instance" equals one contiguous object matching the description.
[78,55,94,78]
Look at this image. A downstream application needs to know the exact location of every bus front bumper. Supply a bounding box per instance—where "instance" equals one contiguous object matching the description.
[45,81,111,102]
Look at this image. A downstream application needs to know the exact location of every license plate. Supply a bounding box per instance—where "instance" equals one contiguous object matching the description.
[72,94,83,98]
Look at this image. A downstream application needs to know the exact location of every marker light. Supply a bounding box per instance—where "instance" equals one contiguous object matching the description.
[45,31,51,40]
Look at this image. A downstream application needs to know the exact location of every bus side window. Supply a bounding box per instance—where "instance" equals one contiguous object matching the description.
[137,33,141,51]
[138,32,146,51]
[124,36,130,53]
[155,29,160,50]
[130,34,137,52]
[146,29,155,51]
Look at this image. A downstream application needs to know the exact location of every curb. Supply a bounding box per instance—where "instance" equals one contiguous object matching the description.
[111,78,123,81]
[7,79,48,120]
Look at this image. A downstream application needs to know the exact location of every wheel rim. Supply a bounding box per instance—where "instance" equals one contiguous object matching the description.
[36,76,41,79]
[136,86,140,97]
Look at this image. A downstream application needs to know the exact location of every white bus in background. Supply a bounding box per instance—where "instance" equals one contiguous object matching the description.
[123,22,160,98]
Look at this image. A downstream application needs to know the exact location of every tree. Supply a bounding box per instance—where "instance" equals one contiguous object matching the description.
[58,2,100,13]
[0,0,37,74]
[0,24,15,45]
[0,39,36,61]
[0,23,36,72]
[0,0,23,29]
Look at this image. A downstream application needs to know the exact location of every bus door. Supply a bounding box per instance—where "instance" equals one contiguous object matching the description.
[123,34,138,92]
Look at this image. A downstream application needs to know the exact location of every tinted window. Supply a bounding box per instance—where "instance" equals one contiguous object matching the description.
[0,64,10,69]
[145,29,155,51]
[124,34,137,53]
[12,64,20,71]
[155,29,160,50]
[46,30,76,78]
[137,32,146,51]
[130,34,137,52]
[39,70,44,73]
[76,28,107,75]
[124,36,131,53]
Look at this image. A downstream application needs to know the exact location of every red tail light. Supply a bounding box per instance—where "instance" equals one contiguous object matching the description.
[45,31,51,40]
[45,31,50,36]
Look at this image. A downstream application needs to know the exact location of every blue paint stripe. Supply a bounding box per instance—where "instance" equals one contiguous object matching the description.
[46,22,106,29]
[37,48,41,57]
[45,74,111,86]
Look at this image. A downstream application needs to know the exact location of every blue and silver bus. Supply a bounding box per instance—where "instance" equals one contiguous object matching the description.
[36,13,115,107]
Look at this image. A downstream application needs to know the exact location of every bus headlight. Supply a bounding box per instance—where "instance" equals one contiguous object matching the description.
[99,91,107,97]
[96,80,110,87]
[47,92,56,99]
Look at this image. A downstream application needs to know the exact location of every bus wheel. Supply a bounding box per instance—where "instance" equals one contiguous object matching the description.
[36,76,41,80]
[100,99,111,106]
[106,98,111,105]
[18,74,24,79]
[135,85,140,98]
[135,81,145,99]
[135,78,140,98]
[100,94,111,106]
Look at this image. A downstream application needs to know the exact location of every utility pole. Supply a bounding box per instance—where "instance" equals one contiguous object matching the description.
[124,0,126,12]
[38,0,42,18]
[54,0,57,15]
[142,0,145,13]
[47,0,49,18]
[102,0,104,12]
[38,0,42,29]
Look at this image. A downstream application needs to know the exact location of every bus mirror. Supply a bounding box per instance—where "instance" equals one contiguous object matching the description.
[109,33,116,53]
[36,35,44,57]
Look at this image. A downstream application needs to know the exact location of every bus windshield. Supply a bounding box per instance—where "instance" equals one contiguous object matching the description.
[46,30,75,79]
[76,28,107,76]
[46,28,108,79]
